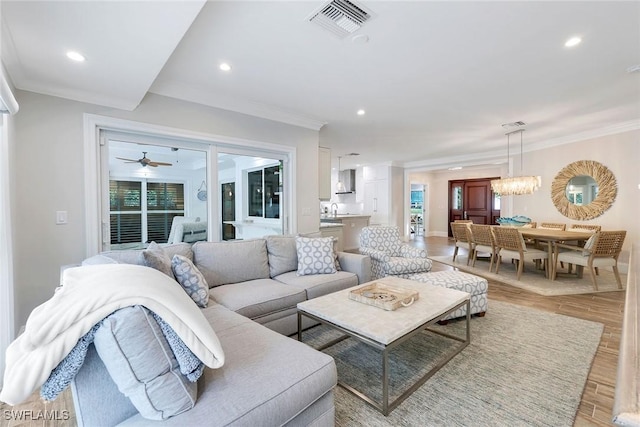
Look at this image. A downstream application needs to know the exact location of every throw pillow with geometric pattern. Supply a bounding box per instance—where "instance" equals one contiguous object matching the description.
[295,236,337,276]
[171,254,209,308]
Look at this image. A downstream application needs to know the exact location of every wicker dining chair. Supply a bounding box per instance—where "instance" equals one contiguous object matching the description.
[553,230,626,290]
[469,224,497,272]
[539,222,566,230]
[451,222,473,265]
[567,224,602,232]
[561,224,602,272]
[493,226,548,280]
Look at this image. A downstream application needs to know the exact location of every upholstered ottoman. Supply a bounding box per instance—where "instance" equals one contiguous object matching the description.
[406,271,488,320]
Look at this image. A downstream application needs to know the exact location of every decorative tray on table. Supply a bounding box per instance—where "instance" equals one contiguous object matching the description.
[348,282,419,311]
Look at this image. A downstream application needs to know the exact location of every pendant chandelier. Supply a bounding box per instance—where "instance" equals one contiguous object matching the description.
[491,127,541,196]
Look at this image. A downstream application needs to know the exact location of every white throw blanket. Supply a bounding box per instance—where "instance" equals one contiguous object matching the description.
[0,264,225,406]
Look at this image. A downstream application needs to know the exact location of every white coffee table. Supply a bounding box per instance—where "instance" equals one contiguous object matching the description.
[297,276,471,415]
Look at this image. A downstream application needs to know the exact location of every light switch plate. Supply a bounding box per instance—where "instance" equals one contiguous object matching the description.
[56,211,68,225]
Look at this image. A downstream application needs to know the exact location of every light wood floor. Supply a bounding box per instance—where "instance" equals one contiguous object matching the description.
[0,236,624,426]
[413,235,624,427]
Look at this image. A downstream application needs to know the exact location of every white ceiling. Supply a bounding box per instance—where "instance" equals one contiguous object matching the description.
[2,1,639,170]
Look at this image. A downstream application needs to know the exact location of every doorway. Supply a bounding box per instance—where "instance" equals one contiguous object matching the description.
[448,178,500,236]
[410,184,425,236]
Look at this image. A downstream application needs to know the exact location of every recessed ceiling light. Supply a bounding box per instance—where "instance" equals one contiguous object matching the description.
[66,51,86,62]
[564,36,582,48]
[219,63,232,71]
[357,109,365,116]
[448,166,463,171]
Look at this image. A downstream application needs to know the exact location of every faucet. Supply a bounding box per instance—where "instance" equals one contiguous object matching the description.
[330,203,338,217]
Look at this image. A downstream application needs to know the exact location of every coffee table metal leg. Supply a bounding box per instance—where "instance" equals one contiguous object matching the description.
[382,347,389,415]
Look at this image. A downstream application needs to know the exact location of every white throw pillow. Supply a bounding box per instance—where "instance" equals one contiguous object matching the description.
[295,236,337,276]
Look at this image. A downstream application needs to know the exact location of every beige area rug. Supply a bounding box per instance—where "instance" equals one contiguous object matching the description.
[303,300,604,426]
[429,255,626,296]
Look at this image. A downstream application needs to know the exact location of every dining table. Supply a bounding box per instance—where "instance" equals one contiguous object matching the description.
[516,228,595,280]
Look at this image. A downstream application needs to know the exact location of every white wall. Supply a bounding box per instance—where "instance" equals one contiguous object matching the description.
[10,90,320,331]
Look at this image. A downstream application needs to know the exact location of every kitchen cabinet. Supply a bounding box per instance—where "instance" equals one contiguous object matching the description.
[319,224,344,252]
[318,147,331,201]
[361,165,403,229]
[364,180,389,226]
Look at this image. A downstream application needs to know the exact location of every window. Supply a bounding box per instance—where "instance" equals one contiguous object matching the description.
[110,180,184,245]
[247,164,280,219]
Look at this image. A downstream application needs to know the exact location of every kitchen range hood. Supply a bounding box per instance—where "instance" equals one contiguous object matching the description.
[336,169,356,194]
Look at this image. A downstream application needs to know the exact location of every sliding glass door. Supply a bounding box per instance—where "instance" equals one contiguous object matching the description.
[218,151,285,240]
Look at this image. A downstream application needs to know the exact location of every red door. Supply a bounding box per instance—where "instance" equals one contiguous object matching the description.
[448,178,500,235]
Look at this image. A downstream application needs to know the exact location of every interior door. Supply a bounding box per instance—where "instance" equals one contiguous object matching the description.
[448,178,500,235]
[221,182,235,240]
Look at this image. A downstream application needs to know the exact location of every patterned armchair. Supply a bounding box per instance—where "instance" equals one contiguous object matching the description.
[359,226,432,280]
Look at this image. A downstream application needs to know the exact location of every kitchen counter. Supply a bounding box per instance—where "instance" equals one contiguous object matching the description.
[319,222,344,228]
[321,214,371,222]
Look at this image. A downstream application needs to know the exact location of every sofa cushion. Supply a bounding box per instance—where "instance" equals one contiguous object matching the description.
[171,255,209,308]
[140,242,173,277]
[295,236,337,276]
[116,304,337,427]
[81,254,119,266]
[193,239,270,287]
[208,279,306,320]
[274,271,358,299]
[98,243,193,265]
[93,306,197,421]
[265,235,298,277]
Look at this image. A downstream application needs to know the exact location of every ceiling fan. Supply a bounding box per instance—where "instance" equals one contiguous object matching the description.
[116,151,172,167]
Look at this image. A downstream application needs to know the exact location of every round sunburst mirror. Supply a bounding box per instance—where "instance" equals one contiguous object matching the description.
[551,160,617,220]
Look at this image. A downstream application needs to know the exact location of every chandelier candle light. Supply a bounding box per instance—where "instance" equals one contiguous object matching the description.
[491,127,541,196]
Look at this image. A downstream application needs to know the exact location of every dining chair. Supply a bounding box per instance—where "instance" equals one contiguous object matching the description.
[469,224,497,272]
[539,222,566,230]
[561,224,601,273]
[553,230,626,290]
[451,222,473,265]
[493,226,549,280]
[454,219,473,223]
[567,224,602,232]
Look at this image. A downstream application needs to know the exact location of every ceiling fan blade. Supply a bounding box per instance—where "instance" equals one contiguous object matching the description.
[116,157,139,162]
[146,163,158,167]
[148,161,173,166]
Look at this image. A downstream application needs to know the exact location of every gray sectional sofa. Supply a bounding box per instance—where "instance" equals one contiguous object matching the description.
[72,236,371,426]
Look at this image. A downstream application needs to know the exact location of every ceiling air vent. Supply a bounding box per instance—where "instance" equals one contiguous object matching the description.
[308,0,373,39]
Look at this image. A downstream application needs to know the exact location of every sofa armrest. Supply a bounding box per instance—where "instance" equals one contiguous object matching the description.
[337,252,371,284]
[359,247,390,263]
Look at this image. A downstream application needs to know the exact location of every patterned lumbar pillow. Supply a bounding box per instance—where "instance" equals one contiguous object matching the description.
[172,254,209,308]
[295,236,337,276]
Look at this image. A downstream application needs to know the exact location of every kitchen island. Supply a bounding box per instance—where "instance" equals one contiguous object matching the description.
[320,214,370,252]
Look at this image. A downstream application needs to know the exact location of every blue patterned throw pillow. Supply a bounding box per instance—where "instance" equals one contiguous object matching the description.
[171,255,209,308]
[295,236,337,276]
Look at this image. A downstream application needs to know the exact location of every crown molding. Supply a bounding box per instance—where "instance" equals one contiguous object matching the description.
[403,119,640,171]
[527,119,640,152]
[150,81,327,131]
